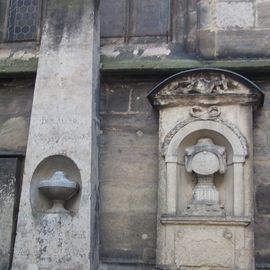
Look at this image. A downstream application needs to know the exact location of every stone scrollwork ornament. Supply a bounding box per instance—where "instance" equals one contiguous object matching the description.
[189,105,221,120]
[185,138,226,216]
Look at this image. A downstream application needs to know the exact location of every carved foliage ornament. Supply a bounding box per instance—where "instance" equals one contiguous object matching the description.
[157,74,242,95]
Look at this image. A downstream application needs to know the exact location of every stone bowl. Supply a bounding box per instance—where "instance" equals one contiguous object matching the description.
[38,171,79,213]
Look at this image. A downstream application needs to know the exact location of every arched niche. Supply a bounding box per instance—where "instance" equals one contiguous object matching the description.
[30,155,81,216]
[164,120,248,217]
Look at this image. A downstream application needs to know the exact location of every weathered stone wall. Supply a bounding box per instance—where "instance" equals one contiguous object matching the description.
[0,77,34,154]
[99,73,270,269]
[2,74,270,269]
[252,75,270,270]
[199,0,270,59]
[101,0,270,64]
[99,75,160,268]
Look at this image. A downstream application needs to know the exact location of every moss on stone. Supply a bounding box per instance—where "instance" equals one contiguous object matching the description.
[101,58,270,74]
[2,56,270,76]
[0,58,38,76]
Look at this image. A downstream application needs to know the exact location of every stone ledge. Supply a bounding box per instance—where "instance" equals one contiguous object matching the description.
[101,58,270,74]
[3,56,270,75]
[0,58,38,76]
[160,216,251,226]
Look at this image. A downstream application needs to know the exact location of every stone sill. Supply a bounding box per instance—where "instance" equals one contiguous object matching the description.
[2,56,270,75]
[160,216,251,226]
[101,58,270,74]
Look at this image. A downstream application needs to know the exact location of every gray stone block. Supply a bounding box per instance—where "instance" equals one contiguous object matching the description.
[256,185,270,215]
[198,0,213,30]
[100,263,155,270]
[130,86,155,113]
[254,128,268,147]
[100,183,157,213]
[254,161,270,184]
[199,30,216,59]
[100,212,156,264]
[257,1,270,29]
[106,85,130,113]
[100,129,158,185]
[217,30,270,58]
[216,2,254,29]
[100,113,158,134]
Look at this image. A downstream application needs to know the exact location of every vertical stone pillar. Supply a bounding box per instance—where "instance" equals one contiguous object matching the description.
[12,0,100,269]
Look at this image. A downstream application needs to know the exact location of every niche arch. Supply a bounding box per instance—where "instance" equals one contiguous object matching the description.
[164,120,247,217]
[30,155,81,215]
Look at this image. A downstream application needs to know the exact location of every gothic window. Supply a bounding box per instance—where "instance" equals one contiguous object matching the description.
[6,0,41,42]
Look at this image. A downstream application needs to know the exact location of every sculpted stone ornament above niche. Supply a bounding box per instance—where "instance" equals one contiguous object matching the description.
[160,73,237,94]
[185,138,226,216]
[148,68,264,109]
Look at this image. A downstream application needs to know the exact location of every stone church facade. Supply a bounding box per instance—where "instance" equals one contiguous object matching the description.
[1,0,270,269]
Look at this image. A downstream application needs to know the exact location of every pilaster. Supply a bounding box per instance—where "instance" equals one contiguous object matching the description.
[12,0,100,269]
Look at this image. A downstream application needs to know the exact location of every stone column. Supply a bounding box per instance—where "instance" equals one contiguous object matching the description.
[12,0,100,269]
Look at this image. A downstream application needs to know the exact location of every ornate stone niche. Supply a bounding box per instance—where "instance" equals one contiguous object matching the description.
[148,68,264,270]
[30,155,81,215]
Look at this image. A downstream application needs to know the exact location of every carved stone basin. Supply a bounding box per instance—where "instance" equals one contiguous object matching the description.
[38,171,79,213]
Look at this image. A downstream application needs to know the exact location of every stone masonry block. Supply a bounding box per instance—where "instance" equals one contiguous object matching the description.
[100,129,158,187]
[130,85,155,113]
[257,1,270,28]
[100,182,157,213]
[254,127,268,147]
[100,113,158,134]
[217,30,270,58]
[100,264,155,270]
[106,84,130,113]
[100,212,156,263]
[256,184,270,215]
[198,0,213,30]
[199,30,216,59]
[216,2,254,29]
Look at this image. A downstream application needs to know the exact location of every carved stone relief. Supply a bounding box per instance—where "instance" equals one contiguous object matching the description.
[162,113,248,158]
[185,138,226,216]
[148,68,264,270]
[189,105,221,120]
[157,73,242,95]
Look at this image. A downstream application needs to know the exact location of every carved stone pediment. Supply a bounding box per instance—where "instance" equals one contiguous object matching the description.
[148,68,264,109]
[159,74,240,95]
